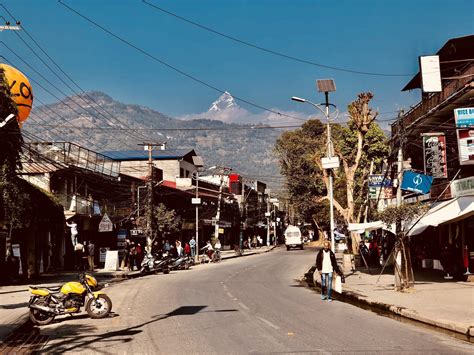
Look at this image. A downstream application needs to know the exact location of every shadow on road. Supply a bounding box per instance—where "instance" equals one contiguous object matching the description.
[0,302,28,309]
[33,305,238,352]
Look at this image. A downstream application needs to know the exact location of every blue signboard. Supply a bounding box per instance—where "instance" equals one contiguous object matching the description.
[368,174,392,188]
[454,107,474,128]
[401,171,433,195]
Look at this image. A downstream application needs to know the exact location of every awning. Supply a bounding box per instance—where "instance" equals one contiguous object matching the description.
[348,221,385,234]
[408,195,474,236]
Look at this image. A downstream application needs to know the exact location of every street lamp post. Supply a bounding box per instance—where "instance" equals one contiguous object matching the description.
[291,79,338,252]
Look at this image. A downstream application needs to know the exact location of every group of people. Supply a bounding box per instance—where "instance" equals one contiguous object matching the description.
[243,235,263,249]
[121,240,145,271]
[161,238,196,258]
[73,240,95,272]
[67,218,95,272]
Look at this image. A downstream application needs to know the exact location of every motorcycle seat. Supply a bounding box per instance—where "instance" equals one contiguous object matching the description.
[29,285,62,292]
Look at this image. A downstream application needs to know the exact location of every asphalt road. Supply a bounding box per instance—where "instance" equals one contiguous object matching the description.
[29,247,473,353]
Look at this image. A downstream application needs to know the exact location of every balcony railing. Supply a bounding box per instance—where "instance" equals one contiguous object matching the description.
[23,142,120,178]
[392,62,474,136]
[56,193,101,215]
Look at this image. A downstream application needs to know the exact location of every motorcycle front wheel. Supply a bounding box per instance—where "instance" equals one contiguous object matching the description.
[85,294,112,319]
[29,300,55,325]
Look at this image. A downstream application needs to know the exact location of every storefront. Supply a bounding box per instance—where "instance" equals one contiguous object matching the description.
[408,178,474,279]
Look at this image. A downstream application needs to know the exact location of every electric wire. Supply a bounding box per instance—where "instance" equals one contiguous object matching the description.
[0,7,176,152]
[141,0,413,77]
[57,0,308,123]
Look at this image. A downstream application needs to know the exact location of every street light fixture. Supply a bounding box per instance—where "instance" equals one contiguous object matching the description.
[291,79,338,252]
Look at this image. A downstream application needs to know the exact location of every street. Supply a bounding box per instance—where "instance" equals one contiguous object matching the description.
[14,248,472,353]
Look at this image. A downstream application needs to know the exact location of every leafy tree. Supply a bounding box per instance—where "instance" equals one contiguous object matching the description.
[137,202,180,251]
[377,203,428,290]
[275,93,388,251]
[0,68,28,258]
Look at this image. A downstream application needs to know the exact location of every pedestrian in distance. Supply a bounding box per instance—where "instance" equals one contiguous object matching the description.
[74,241,85,271]
[66,219,79,247]
[129,242,137,271]
[87,240,95,272]
[316,241,342,302]
[136,243,144,266]
[176,240,183,257]
[184,242,191,256]
[189,236,196,257]
[163,240,171,253]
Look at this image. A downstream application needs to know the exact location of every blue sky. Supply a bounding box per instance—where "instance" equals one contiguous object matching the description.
[1,0,473,124]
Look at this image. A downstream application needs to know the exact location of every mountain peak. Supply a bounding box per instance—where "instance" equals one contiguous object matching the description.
[208,91,238,112]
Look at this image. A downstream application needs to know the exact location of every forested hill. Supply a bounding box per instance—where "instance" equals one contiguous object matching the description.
[24,92,284,188]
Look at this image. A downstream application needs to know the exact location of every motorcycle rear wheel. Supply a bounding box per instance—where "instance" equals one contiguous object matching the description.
[29,306,55,325]
[86,294,112,319]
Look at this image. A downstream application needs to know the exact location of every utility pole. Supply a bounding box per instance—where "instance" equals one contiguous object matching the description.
[138,143,165,252]
[214,167,231,244]
[325,92,336,252]
[364,159,375,223]
[266,193,271,246]
[291,80,338,252]
[240,177,245,250]
[195,169,200,261]
[394,110,405,290]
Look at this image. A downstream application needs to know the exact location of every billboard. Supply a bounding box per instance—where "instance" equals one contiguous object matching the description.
[419,56,442,93]
[457,129,474,165]
[401,171,433,195]
[454,107,474,128]
[368,175,392,199]
[422,133,447,178]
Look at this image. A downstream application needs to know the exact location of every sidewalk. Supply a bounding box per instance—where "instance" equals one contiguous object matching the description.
[307,256,474,339]
[0,245,277,341]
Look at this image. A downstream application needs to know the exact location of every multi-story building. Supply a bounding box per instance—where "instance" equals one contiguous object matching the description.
[392,35,474,278]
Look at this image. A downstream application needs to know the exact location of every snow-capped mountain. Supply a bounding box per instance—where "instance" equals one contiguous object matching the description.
[180,91,310,125]
[208,91,238,112]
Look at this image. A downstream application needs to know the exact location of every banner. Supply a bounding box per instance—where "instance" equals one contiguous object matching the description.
[454,107,474,128]
[456,129,474,165]
[401,171,433,195]
[368,175,392,200]
[422,133,447,178]
[454,108,474,166]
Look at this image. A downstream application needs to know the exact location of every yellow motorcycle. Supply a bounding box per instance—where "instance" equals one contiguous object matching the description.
[28,273,112,325]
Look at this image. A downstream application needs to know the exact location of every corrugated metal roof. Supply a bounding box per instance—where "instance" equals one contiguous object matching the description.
[20,162,62,174]
[101,149,195,161]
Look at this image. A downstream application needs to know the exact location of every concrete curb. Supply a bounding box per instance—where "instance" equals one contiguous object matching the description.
[304,267,473,340]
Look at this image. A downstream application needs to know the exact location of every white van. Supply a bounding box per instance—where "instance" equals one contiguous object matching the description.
[284,225,304,250]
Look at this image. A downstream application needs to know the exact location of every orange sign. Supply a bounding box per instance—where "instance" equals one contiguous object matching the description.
[0,63,33,126]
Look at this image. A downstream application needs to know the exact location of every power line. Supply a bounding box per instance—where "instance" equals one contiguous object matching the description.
[0,6,172,148]
[141,0,413,78]
[24,123,303,132]
[57,0,308,123]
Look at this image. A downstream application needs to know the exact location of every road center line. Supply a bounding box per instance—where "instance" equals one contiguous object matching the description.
[256,316,280,330]
[226,291,234,298]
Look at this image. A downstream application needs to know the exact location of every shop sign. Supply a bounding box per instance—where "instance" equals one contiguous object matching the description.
[456,128,474,165]
[401,171,433,194]
[454,107,474,128]
[218,228,224,234]
[368,174,392,188]
[422,133,447,178]
[98,213,113,232]
[99,247,110,263]
[369,186,393,200]
[451,176,474,197]
[130,229,143,236]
